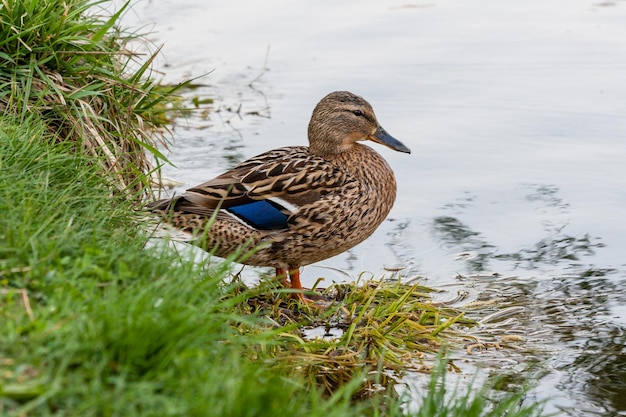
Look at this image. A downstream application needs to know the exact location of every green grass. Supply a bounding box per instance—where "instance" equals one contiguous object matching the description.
[231,277,477,399]
[0,0,173,197]
[0,0,548,416]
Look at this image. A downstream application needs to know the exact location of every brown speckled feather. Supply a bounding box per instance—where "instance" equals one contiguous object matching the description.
[182,146,346,211]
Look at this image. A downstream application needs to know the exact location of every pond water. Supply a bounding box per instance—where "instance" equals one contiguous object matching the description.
[120,0,626,415]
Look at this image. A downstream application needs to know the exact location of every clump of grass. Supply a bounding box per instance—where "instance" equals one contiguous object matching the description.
[235,277,477,398]
[0,0,173,197]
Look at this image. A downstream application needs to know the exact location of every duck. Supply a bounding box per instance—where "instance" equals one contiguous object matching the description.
[148,91,410,300]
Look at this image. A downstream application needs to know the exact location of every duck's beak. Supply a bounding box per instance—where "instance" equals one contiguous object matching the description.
[369,126,411,154]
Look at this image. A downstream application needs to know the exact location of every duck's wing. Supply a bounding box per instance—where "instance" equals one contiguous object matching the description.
[151,146,349,230]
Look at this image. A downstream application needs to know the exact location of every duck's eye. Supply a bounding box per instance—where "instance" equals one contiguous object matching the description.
[353,109,364,117]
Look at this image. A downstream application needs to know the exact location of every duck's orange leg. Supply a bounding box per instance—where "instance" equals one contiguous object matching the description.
[288,268,303,291]
[274,267,306,301]
[290,268,326,304]
[276,267,289,287]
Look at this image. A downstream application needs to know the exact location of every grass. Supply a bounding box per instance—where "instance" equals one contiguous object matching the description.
[231,277,476,398]
[0,0,173,197]
[0,0,547,416]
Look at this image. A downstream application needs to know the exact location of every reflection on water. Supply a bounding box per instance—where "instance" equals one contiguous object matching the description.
[429,183,625,414]
[496,234,605,268]
[535,274,626,415]
[433,184,611,275]
[567,330,626,414]
[429,269,626,415]
[432,216,495,272]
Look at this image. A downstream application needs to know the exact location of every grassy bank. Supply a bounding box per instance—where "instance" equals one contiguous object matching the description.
[0,0,546,416]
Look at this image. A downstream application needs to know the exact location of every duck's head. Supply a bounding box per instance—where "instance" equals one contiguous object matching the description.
[308,91,411,158]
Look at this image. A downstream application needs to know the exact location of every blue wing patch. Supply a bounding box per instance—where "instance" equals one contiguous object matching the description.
[226,200,289,230]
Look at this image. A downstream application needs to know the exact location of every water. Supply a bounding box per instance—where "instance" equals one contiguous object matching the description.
[120,0,626,415]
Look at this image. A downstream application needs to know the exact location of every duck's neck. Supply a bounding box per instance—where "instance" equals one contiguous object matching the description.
[335,143,397,197]
[308,139,352,159]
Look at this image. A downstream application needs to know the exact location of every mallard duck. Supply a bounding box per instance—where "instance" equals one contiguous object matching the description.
[148,91,410,300]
